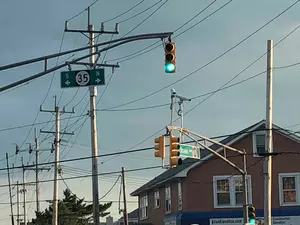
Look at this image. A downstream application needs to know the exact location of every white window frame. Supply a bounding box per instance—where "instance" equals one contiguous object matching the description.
[165,186,171,214]
[139,195,148,220]
[279,173,300,206]
[213,175,252,208]
[154,190,160,209]
[178,181,182,210]
[252,131,266,157]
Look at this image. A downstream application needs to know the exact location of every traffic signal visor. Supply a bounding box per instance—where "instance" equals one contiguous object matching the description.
[154,136,166,158]
[165,42,176,73]
[169,136,182,168]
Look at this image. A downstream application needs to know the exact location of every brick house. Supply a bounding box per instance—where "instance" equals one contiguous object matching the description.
[130,120,300,225]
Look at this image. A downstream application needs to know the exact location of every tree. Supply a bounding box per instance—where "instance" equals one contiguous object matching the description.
[32,188,112,225]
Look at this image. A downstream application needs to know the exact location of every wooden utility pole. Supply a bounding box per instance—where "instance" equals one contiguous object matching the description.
[122,167,129,225]
[6,153,15,225]
[40,96,74,225]
[264,39,274,225]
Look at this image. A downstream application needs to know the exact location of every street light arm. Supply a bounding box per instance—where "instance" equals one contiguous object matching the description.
[0,34,172,93]
[0,32,173,72]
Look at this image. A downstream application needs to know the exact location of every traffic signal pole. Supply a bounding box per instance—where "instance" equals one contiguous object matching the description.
[165,126,250,223]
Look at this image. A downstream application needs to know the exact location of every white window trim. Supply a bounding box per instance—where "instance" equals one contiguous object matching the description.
[213,175,252,209]
[252,131,266,157]
[279,173,300,206]
[139,194,148,220]
[165,186,171,214]
[178,181,182,210]
[154,190,160,209]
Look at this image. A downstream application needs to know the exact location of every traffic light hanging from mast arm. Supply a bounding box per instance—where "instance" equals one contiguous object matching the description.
[165,38,176,73]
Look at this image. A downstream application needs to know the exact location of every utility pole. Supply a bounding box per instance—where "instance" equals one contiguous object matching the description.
[89,23,101,225]
[121,167,129,225]
[6,153,15,225]
[34,128,40,212]
[264,39,274,225]
[15,130,52,214]
[64,7,119,225]
[16,181,20,225]
[40,96,74,225]
[21,157,26,225]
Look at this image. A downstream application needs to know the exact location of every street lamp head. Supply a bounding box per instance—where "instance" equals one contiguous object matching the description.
[171,88,176,97]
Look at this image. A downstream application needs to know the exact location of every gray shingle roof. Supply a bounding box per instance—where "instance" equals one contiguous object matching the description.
[130,120,267,196]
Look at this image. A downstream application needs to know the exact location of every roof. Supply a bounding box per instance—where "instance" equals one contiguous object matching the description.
[131,119,300,196]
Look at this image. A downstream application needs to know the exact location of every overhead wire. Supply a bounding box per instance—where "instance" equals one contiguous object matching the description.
[102,0,146,23]
[103,0,300,111]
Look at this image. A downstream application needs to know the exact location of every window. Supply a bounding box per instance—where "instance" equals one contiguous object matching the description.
[279,173,300,206]
[178,182,182,210]
[139,195,148,219]
[213,175,252,208]
[253,131,266,156]
[165,186,171,213]
[154,190,160,208]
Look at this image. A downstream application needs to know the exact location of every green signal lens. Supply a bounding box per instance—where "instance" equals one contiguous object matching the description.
[165,63,175,73]
[249,218,255,224]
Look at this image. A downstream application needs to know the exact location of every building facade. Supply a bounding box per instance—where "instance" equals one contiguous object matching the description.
[131,120,300,225]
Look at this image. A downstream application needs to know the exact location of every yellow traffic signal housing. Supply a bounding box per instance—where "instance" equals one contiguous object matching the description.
[154,136,166,158]
[169,135,182,168]
[165,41,176,73]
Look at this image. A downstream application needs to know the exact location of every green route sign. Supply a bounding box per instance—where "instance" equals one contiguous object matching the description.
[60,69,105,88]
[179,144,200,159]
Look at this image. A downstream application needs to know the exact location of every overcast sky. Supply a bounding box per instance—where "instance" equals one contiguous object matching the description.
[1,0,300,223]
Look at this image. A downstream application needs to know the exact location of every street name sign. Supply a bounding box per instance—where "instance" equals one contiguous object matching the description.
[61,69,105,88]
[179,144,200,159]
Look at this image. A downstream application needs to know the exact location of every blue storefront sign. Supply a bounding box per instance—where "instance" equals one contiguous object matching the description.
[165,208,300,225]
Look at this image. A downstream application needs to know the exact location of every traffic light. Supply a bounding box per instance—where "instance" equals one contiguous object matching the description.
[248,205,256,224]
[165,41,176,73]
[169,135,182,168]
[154,136,166,158]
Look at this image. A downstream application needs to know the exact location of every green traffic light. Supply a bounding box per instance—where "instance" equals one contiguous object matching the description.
[165,63,175,73]
[249,218,255,224]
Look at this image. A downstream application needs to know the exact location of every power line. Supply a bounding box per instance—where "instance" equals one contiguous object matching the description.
[103,0,145,23]
[107,0,218,62]
[0,151,287,189]
[103,0,299,111]
[121,0,169,38]
[0,114,87,133]
[1,127,299,172]
[118,0,163,24]
[97,70,266,112]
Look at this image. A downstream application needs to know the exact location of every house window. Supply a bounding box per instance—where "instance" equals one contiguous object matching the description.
[178,182,182,210]
[139,195,148,219]
[154,190,160,208]
[253,131,266,156]
[213,175,252,208]
[165,186,171,213]
[279,173,300,206]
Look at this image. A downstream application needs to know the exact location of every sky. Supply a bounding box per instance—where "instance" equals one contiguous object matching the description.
[1,0,300,223]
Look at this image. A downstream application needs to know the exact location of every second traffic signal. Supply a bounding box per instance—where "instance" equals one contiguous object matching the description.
[169,135,182,168]
[248,205,256,224]
[165,41,176,73]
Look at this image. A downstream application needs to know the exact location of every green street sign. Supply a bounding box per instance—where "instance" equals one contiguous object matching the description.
[60,69,105,88]
[179,144,200,159]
